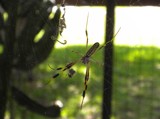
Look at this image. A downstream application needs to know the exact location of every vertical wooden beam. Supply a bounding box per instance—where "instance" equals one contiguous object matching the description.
[55,0,160,6]
[102,0,115,119]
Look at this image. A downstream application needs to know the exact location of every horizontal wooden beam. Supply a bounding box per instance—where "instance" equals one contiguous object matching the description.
[116,0,160,6]
[55,0,160,6]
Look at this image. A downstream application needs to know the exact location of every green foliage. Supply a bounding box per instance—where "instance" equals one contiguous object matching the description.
[18,44,160,119]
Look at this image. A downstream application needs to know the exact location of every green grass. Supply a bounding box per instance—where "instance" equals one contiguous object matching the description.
[11,44,160,119]
[112,45,160,119]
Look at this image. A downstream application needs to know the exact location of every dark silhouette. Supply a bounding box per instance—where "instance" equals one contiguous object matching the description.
[102,0,115,119]
[11,86,61,117]
[0,0,61,118]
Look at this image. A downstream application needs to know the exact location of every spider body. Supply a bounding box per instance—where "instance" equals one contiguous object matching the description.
[81,42,100,64]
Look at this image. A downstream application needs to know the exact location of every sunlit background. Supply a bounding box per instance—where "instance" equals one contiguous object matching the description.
[55,6,160,47]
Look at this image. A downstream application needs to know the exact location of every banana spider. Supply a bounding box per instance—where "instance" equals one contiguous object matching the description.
[52,12,121,108]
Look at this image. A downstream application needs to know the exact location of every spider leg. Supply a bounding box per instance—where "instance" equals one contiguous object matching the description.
[85,26,88,49]
[98,27,121,51]
[81,63,90,108]
[53,61,78,79]
[63,61,77,71]
[85,13,89,49]
[52,67,63,78]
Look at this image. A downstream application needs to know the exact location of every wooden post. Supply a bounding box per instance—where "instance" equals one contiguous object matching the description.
[102,0,115,119]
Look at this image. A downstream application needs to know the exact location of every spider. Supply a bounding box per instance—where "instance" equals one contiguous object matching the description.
[52,12,121,108]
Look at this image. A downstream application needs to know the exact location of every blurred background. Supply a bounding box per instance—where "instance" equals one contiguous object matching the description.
[0,0,160,119]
